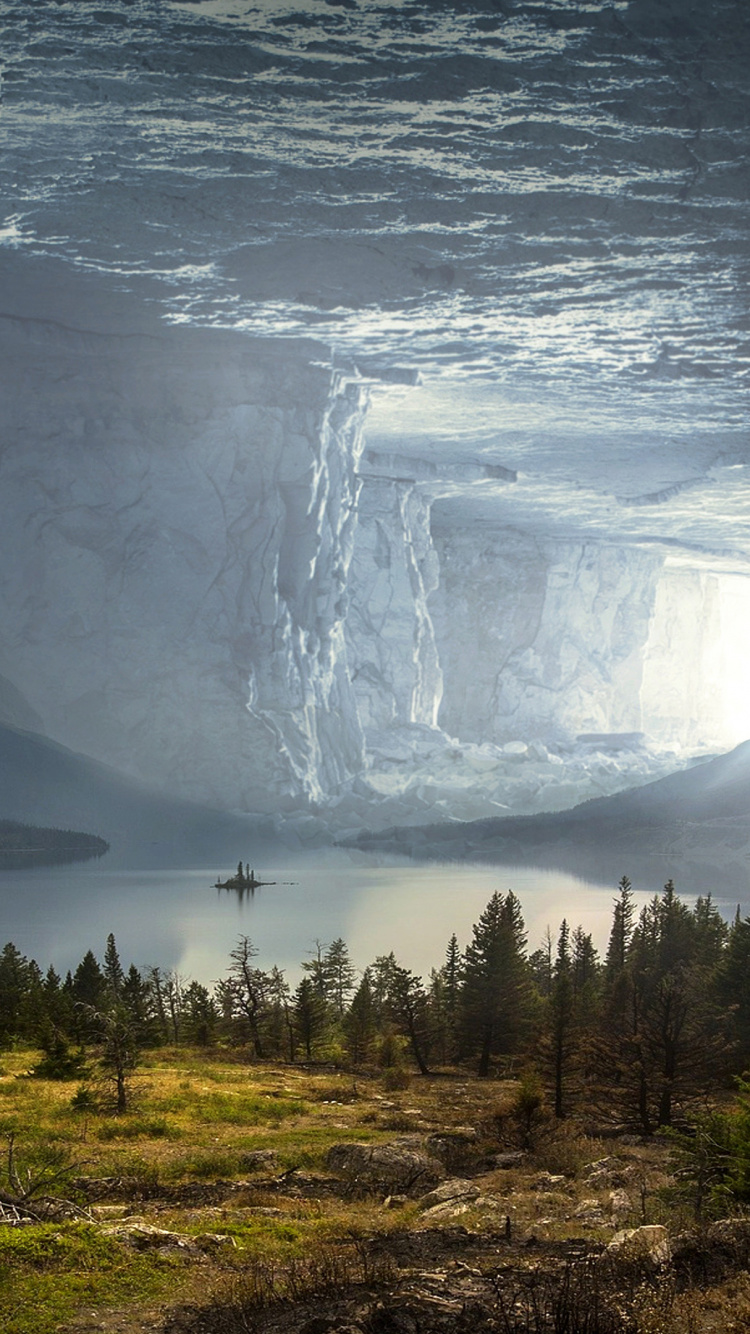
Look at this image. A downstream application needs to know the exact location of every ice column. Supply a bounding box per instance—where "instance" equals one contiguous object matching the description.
[345,477,443,740]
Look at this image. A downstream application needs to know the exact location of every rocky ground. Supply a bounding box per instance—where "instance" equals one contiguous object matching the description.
[51,1123,750,1334]
[4,1055,750,1334]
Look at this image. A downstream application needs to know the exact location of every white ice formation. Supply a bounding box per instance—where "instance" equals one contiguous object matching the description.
[1,0,748,835]
[0,274,370,813]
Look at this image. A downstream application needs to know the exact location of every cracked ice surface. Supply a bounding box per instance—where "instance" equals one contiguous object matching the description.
[0,0,748,830]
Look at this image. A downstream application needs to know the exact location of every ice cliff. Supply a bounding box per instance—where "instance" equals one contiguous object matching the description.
[0,266,369,813]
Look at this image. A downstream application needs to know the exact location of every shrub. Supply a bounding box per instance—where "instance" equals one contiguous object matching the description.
[382,1066,411,1092]
[31,1036,87,1081]
[70,1084,97,1112]
[493,1072,551,1151]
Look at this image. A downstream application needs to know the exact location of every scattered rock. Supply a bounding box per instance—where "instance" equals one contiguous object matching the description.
[472,1197,507,1219]
[239,1149,279,1172]
[420,1200,474,1221]
[584,1156,623,1186]
[573,1198,607,1226]
[102,1223,190,1252]
[608,1188,632,1222]
[608,1225,671,1265]
[259,1170,344,1199]
[492,1151,526,1170]
[534,1172,567,1192]
[585,1156,621,1176]
[193,1232,237,1253]
[418,1179,481,1210]
[424,1129,481,1174]
[91,1204,130,1220]
[326,1142,445,1195]
[101,1222,236,1255]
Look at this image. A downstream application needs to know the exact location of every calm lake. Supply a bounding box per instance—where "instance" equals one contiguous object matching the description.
[1,852,746,986]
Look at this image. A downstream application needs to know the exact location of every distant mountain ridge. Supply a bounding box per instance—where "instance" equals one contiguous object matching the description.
[0,723,277,868]
[343,742,750,885]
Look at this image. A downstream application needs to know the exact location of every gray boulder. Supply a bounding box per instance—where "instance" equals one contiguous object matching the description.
[325,1141,445,1195]
[418,1178,481,1210]
[608,1225,671,1265]
[424,1128,481,1174]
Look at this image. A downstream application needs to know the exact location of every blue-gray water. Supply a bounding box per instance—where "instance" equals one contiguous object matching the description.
[1,856,745,986]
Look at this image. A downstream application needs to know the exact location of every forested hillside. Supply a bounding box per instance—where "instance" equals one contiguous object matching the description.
[0,819,108,867]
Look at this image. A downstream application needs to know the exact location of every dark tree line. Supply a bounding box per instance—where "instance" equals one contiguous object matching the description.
[0,878,746,1128]
[0,821,108,855]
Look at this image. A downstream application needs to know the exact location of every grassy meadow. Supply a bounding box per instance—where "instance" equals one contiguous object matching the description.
[2,1044,749,1334]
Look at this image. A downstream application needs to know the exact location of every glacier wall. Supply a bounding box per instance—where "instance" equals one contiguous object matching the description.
[343,475,750,827]
[430,520,664,748]
[640,567,750,753]
[0,269,368,812]
[1,0,747,833]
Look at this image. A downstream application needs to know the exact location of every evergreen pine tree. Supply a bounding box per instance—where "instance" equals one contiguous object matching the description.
[227,936,269,1058]
[0,943,42,1045]
[388,964,431,1075]
[265,966,293,1060]
[550,920,574,1118]
[716,912,750,1067]
[460,891,532,1077]
[369,953,399,1023]
[323,939,356,1018]
[122,964,158,1046]
[345,972,377,1065]
[293,976,326,1060]
[301,941,329,1002]
[604,876,635,983]
[103,933,125,1001]
[529,926,554,998]
[594,880,729,1130]
[182,982,217,1047]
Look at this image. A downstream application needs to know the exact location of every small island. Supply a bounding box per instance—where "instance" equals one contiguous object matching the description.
[214,862,275,892]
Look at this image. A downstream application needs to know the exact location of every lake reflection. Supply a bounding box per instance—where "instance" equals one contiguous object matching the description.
[1,851,747,984]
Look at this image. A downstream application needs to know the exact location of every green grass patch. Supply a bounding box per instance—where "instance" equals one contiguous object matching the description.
[246,1121,379,1168]
[95,1149,162,1188]
[95,1115,179,1141]
[191,1090,305,1126]
[0,1222,179,1334]
[165,1148,244,1180]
